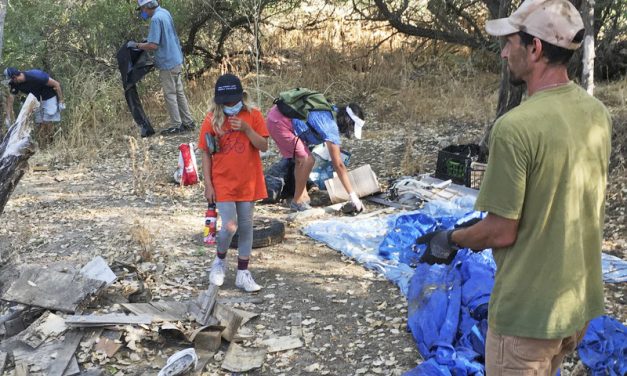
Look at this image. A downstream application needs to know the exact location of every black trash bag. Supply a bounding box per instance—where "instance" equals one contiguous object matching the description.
[262,158,295,203]
[116,42,155,137]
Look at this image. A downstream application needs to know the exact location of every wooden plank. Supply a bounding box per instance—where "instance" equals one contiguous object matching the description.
[2,266,105,313]
[14,361,30,376]
[221,343,266,373]
[212,303,243,342]
[261,335,303,353]
[0,351,7,375]
[13,330,83,376]
[188,285,218,326]
[65,313,152,327]
[63,356,80,376]
[122,301,189,322]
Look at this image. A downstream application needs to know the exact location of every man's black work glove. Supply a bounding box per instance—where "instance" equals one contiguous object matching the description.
[416,230,459,265]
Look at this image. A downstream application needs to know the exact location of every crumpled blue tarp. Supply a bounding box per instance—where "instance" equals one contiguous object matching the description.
[578,316,627,376]
[302,198,627,376]
[403,250,494,375]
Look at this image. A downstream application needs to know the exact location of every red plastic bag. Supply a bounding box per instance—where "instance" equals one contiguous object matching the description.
[174,143,199,186]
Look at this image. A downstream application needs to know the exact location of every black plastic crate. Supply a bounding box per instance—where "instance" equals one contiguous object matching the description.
[435,144,482,187]
[469,162,487,189]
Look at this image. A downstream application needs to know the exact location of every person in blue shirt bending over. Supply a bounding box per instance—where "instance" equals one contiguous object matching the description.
[4,67,65,144]
[128,0,196,135]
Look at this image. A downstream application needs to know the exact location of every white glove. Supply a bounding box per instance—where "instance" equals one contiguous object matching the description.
[349,192,364,212]
[4,116,11,128]
[58,102,66,111]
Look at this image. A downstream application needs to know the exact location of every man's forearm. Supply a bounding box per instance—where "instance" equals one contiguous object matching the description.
[139,42,158,51]
[55,87,64,102]
[450,214,518,251]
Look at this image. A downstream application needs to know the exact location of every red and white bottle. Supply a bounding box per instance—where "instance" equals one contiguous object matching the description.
[203,204,217,246]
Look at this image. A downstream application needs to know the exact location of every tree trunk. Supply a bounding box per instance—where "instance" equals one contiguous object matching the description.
[0,0,8,122]
[479,0,525,157]
[0,0,7,56]
[0,95,38,216]
[581,0,595,95]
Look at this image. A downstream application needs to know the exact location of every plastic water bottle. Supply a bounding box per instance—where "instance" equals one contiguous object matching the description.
[203,204,217,246]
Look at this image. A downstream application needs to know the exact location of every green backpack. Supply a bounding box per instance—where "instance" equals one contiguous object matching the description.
[274,88,334,120]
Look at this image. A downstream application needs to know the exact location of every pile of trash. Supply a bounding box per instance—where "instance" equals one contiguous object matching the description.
[0,256,302,375]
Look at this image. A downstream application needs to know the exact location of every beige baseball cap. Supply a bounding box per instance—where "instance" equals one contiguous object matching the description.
[485,0,584,50]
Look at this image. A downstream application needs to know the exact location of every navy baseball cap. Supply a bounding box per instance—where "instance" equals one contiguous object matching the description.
[214,74,243,104]
[3,67,20,79]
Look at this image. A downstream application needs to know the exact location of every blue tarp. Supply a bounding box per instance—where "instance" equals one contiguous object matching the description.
[578,316,627,376]
[601,253,627,283]
[302,199,627,375]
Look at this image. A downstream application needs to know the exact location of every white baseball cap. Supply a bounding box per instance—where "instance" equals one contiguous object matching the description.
[136,0,157,10]
[485,0,584,50]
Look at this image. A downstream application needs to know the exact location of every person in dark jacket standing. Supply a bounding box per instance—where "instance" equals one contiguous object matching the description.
[128,0,195,135]
[4,67,65,143]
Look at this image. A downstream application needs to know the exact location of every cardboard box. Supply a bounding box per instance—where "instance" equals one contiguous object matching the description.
[324,164,380,203]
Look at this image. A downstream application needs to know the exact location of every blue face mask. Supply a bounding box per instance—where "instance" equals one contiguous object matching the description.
[223,101,243,116]
[140,10,149,20]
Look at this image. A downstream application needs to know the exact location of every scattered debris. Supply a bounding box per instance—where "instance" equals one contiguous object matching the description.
[79,257,117,286]
[187,284,218,326]
[17,311,67,348]
[13,330,82,376]
[262,335,303,353]
[157,348,198,376]
[221,342,266,372]
[213,303,243,342]
[289,312,303,338]
[93,329,123,358]
[193,329,222,352]
[0,305,44,337]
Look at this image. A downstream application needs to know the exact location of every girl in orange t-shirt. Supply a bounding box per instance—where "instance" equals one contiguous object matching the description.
[198,74,269,292]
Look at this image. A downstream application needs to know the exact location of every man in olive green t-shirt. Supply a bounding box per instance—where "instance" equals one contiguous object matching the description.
[415,1,612,375]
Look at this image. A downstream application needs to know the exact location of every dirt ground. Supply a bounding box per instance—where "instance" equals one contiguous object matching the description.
[0,117,625,375]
